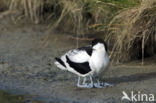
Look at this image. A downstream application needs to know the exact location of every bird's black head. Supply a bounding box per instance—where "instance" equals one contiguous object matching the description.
[92,38,108,51]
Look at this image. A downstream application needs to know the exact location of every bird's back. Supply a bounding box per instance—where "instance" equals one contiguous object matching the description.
[54,46,93,76]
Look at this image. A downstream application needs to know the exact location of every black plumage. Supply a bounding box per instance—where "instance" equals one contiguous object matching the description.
[77,46,93,56]
[55,57,66,68]
[66,55,91,74]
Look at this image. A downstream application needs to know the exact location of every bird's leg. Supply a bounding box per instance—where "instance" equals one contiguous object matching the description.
[97,78,104,85]
[94,78,103,88]
[82,77,87,85]
[77,76,81,87]
[77,76,88,88]
[88,75,94,88]
[103,82,113,87]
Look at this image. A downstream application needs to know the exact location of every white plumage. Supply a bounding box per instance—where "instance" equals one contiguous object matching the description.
[55,47,91,76]
[54,39,112,88]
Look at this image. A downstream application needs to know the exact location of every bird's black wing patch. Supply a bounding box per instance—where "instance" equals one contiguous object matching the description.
[66,55,91,75]
[77,46,93,56]
[55,57,66,68]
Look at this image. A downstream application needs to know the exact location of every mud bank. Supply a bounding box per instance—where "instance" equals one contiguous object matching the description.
[0,22,156,103]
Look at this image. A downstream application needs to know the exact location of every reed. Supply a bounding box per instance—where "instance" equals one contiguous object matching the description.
[107,0,156,63]
[1,0,155,63]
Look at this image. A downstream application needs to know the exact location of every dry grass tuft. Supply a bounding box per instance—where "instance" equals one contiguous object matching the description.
[1,0,138,34]
[50,0,113,35]
[107,0,156,63]
[51,0,84,35]
[1,0,155,63]
[0,0,141,34]
[0,0,10,11]
[0,0,44,23]
[9,0,44,24]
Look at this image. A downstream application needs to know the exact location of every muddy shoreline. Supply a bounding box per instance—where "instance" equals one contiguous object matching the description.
[0,22,156,103]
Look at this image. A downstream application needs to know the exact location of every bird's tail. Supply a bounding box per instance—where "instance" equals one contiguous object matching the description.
[54,57,67,70]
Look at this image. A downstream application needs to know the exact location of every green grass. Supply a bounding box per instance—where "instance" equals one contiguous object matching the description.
[0,90,42,103]
[0,91,24,103]
[101,0,141,8]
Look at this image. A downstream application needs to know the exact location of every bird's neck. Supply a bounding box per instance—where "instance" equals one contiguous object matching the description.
[92,49,106,59]
[90,49,109,73]
[93,49,106,55]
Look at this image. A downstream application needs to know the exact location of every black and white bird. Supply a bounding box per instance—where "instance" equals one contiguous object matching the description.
[54,38,112,88]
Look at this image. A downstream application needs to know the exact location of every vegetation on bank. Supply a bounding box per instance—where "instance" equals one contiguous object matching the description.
[0,0,155,63]
[0,90,42,103]
[108,0,156,63]
[0,90,24,103]
[0,0,141,33]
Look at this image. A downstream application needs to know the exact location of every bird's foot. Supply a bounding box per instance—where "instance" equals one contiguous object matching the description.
[77,82,94,88]
[77,83,92,88]
[94,82,113,88]
[77,84,88,88]
[103,82,113,87]
[94,83,103,88]
[87,83,94,88]
[77,83,113,88]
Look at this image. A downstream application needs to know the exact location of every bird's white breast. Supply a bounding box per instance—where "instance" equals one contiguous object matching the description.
[89,50,110,75]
